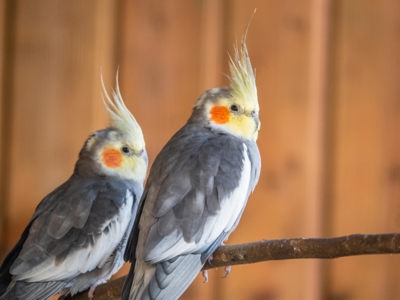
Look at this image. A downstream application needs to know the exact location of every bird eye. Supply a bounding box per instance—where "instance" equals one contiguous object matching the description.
[230,104,239,112]
[121,146,131,154]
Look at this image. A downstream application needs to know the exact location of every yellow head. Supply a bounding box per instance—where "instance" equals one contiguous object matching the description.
[195,38,260,140]
[77,75,147,182]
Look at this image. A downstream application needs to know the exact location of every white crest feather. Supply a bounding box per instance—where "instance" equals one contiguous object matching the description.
[228,34,258,111]
[101,74,145,151]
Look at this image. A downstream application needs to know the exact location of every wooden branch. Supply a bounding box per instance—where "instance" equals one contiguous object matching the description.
[68,233,400,300]
[204,233,400,268]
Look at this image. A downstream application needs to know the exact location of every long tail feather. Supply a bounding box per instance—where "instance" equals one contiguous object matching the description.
[125,254,203,300]
[0,281,65,300]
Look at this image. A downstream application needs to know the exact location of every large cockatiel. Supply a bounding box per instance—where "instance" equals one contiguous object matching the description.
[0,78,148,300]
[123,38,261,300]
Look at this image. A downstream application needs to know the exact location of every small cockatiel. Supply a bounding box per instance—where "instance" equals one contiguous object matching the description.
[0,78,148,300]
[122,37,261,300]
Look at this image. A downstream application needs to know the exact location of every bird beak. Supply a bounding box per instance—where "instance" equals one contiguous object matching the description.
[247,111,260,132]
[254,115,260,132]
[133,148,145,156]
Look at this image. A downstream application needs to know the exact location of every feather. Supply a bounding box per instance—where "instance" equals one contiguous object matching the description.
[1,177,142,299]
[0,223,33,296]
[228,34,258,111]
[101,74,145,152]
[144,144,251,263]
[14,187,134,282]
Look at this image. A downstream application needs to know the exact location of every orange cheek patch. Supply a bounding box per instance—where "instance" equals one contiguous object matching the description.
[102,148,122,168]
[210,105,230,124]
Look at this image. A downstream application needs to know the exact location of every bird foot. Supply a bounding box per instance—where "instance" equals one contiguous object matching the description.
[202,270,209,283]
[223,265,231,278]
[88,285,97,299]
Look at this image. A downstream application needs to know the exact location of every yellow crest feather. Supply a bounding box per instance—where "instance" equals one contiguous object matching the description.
[101,74,145,151]
[228,36,258,111]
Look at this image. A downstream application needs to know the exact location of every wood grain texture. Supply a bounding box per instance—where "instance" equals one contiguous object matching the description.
[0,0,18,259]
[327,1,400,299]
[1,1,400,300]
[0,0,7,257]
[118,0,204,162]
[219,1,327,299]
[5,0,118,247]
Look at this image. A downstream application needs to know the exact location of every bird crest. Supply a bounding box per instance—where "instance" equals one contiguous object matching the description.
[101,75,145,152]
[228,36,258,112]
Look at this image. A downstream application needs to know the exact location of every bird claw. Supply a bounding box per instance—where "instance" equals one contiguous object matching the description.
[88,285,97,299]
[202,270,209,283]
[223,265,231,278]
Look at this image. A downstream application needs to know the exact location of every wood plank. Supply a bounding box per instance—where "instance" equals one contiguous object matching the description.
[197,0,225,92]
[88,0,118,131]
[118,1,211,298]
[5,0,118,251]
[0,0,7,257]
[327,0,400,299]
[306,0,332,299]
[216,1,329,299]
[118,0,203,162]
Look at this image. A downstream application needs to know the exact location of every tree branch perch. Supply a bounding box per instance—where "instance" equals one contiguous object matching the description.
[69,233,400,300]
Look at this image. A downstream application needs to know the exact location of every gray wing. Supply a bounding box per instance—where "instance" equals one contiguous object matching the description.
[124,125,230,263]
[142,125,247,262]
[9,176,135,283]
[0,179,71,297]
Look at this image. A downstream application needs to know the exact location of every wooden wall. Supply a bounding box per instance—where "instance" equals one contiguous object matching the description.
[1,0,400,299]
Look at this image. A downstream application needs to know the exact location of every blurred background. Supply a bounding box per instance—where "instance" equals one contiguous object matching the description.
[0,0,400,299]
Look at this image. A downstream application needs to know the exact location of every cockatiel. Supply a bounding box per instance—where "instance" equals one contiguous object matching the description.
[0,77,148,300]
[122,37,261,300]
